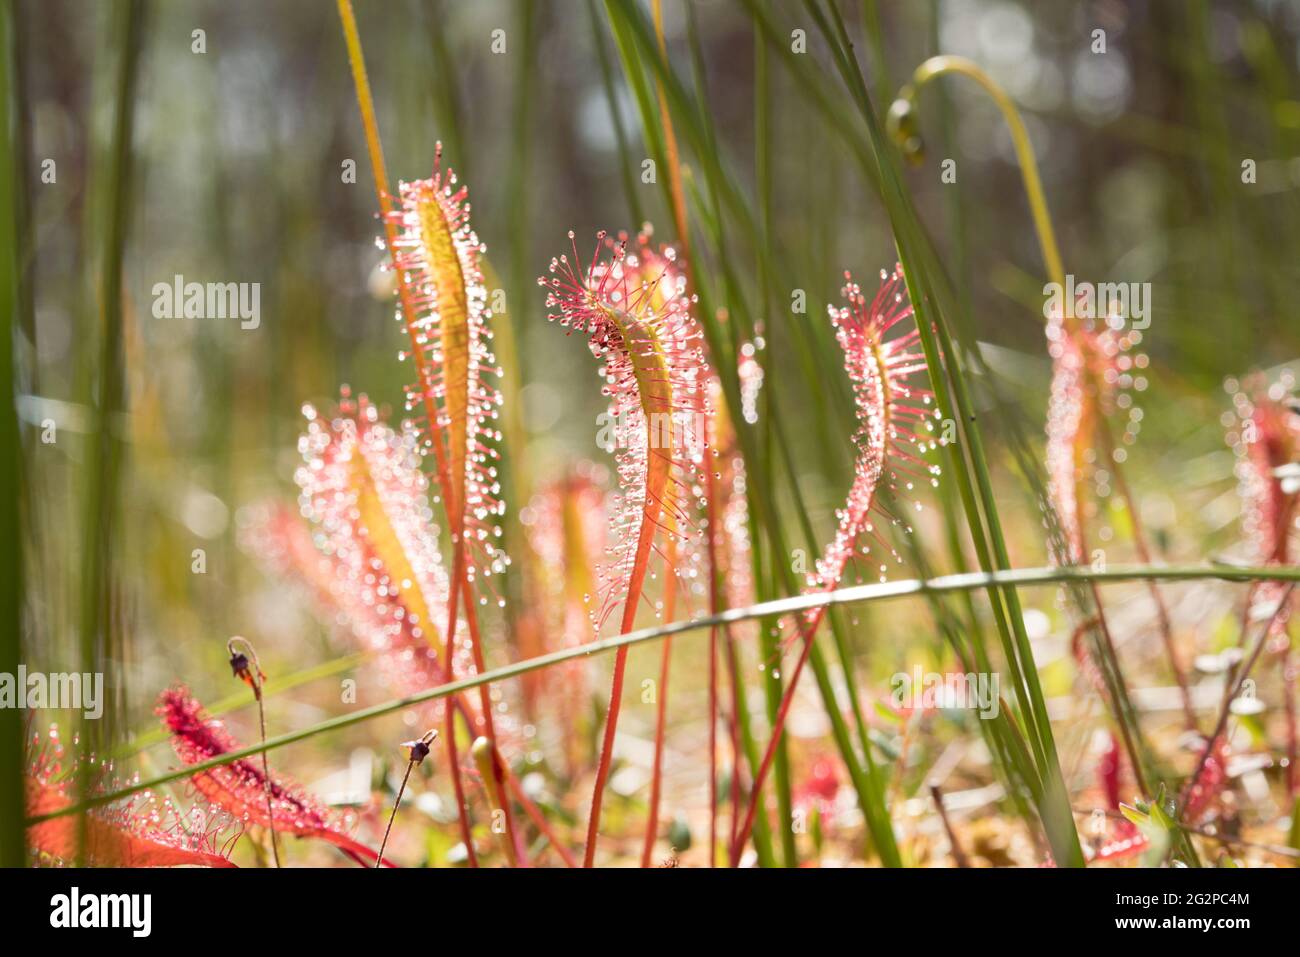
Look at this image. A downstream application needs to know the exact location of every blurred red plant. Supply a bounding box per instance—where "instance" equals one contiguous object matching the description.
[1089,733,1147,864]
[157,686,393,867]
[518,465,609,773]
[1045,304,1192,731]
[1228,373,1300,796]
[243,392,572,865]
[27,725,237,868]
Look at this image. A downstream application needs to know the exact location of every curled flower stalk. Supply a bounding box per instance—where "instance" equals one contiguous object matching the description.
[26,726,237,868]
[540,229,707,866]
[732,266,938,865]
[157,686,394,867]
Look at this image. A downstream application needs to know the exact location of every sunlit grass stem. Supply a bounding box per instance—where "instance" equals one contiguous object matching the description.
[28,563,1300,827]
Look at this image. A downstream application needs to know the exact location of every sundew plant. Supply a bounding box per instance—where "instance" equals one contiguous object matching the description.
[6,0,1300,877]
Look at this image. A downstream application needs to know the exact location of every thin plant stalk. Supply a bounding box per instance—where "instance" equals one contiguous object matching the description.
[334,0,478,861]
[588,0,644,226]
[641,541,678,867]
[704,453,722,866]
[377,728,437,868]
[929,782,970,868]
[751,19,798,868]
[1181,584,1297,818]
[226,637,279,866]
[377,761,415,869]
[650,0,692,267]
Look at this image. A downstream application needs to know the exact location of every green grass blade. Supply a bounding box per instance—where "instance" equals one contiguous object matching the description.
[30,562,1300,826]
[0,0,28,868]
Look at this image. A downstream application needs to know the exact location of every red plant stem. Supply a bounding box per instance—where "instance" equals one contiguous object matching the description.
[723,626,744,855]
[1097,416,1194,730]
[443,705,477,867]
[1088,584,1149,800]
[703,452,723,866]
[586,644,631,867]
[584,541,659,866]
[1073,499,1152,799]
[336,0,479,861]
[730,604,827,865]
[707,633,718,866]
[451,558,528,866]
[1283,643,1297,797]
[440,682,577,867]
[1182,585,1296,814]
[641,553,677,867]
[497,749,580,868]
[929,782,970,867]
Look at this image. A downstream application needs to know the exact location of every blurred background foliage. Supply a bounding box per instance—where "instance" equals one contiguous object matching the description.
[7,0,1300,865]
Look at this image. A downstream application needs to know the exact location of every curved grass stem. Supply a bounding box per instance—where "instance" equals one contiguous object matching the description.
[895,55,1064,291]
[31,564,1300,828]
